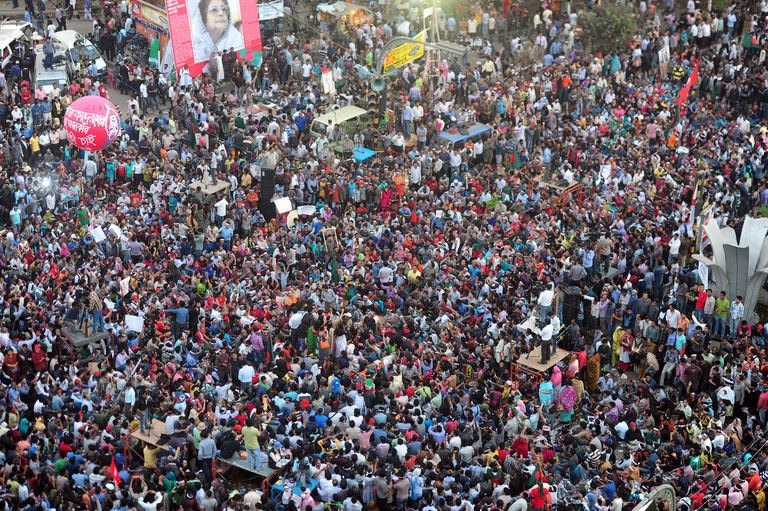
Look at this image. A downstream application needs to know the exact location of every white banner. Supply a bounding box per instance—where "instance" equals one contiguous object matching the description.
[259,0,285,20]
[698,261,709,289]
[91,226,106,243]
[125,315,145,333]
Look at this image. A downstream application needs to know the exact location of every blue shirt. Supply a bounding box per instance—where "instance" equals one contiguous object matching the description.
[603,481,616,501]
[165,307,189,325]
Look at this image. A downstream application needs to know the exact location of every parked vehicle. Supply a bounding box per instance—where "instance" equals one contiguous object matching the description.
[51,30,107,78]
[309,105,372,139]
[0,22,33,70]
[34,48,69,96]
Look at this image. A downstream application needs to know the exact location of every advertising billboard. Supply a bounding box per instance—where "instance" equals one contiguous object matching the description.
[166,0,262,77]
[382,30,426,74]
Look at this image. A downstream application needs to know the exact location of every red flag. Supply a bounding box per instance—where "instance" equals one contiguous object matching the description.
[675,65,699,106]
[110,456,122,485]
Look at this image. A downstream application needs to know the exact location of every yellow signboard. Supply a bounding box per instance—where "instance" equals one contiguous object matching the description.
[382,31,426,73]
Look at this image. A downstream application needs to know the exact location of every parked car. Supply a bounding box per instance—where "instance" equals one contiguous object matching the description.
[0,22,33,70]
[34,48,69,96]
[51,30,107,78]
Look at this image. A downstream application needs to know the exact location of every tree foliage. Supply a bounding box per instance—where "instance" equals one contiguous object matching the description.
[580,4,639,55]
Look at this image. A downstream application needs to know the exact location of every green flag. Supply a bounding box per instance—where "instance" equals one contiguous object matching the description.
[148,38,160,70]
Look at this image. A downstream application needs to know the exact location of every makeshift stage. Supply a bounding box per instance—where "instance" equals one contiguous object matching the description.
[129,419,170,452]
[531,177,583,206]
[217,455,276,478]
[216,454,281,494]
[189,178,231,195]
[61,324,110,349]
[511,347,572,381]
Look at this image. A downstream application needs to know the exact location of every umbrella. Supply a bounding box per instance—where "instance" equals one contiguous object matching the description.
[288,311,306,329]
[297,205,317,216]
[716,387,735,403]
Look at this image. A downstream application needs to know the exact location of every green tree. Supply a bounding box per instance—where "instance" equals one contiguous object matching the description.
[580,4,639,55]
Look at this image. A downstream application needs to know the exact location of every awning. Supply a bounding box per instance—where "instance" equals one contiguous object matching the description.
[353,146,376,162]
[317,2,371,17]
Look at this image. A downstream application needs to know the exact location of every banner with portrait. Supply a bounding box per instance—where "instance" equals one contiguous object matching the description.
[166,0,262,77]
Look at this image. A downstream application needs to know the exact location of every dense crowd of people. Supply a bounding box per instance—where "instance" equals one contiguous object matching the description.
[0,0,767,510]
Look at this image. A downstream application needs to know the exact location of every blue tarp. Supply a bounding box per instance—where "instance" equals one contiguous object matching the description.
[353,146,376,162]
[435,123,492,146]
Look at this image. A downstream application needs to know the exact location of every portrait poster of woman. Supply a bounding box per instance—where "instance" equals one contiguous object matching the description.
[189,0,244,63]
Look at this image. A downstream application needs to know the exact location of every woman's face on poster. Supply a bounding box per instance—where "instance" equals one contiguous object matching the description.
[203,0,231,42]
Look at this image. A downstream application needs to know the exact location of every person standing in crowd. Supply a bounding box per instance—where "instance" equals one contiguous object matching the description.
[0,2,765,511]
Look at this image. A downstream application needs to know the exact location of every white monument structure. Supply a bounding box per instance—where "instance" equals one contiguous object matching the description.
[693,215,768,322]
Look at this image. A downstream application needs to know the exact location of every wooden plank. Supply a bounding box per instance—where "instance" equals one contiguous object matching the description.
[60,325,111,347]
[217,454,276,479]
[130,419,170,451]
[515,347,571,373]
[189,180,231,195]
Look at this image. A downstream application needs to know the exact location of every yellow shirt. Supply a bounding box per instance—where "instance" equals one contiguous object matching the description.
[143,445,158,468]
[242,426,260,450]
[30,136,40,154]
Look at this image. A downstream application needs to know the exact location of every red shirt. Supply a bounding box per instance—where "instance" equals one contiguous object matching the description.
[512,436,529,458]
[529,485,549,510]
[696,291,708,309]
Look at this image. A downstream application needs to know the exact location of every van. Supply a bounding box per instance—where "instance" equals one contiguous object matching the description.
[0,22,33,69]
[309,105,371,139]
[51,30,107,78]
[34,48,69,95]
[434,123,492,149]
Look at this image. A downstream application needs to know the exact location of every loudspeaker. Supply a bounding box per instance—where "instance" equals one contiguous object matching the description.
[258,168,276,220]
[562,285,582,326]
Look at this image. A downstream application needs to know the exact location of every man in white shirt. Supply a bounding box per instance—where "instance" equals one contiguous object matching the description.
[664,304,681,330]
[729,295,744,338]
[165,412,181,435]
[378,265,394,284]
[124,384,136,414]
[238,363,255,393]
[139,81,149,112]
[214,197,228,224]
[615,420,629,440]
[537,284,554,321]
[540,319,554,363]
[668,232,681,263]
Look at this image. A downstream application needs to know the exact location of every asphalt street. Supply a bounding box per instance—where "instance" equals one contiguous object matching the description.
[1,5,134,113]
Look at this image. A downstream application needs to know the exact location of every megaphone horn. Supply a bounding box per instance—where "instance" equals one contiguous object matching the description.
[371,78,385,92]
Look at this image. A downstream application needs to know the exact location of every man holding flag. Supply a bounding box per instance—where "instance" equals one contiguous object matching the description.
[675,59,700,108]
